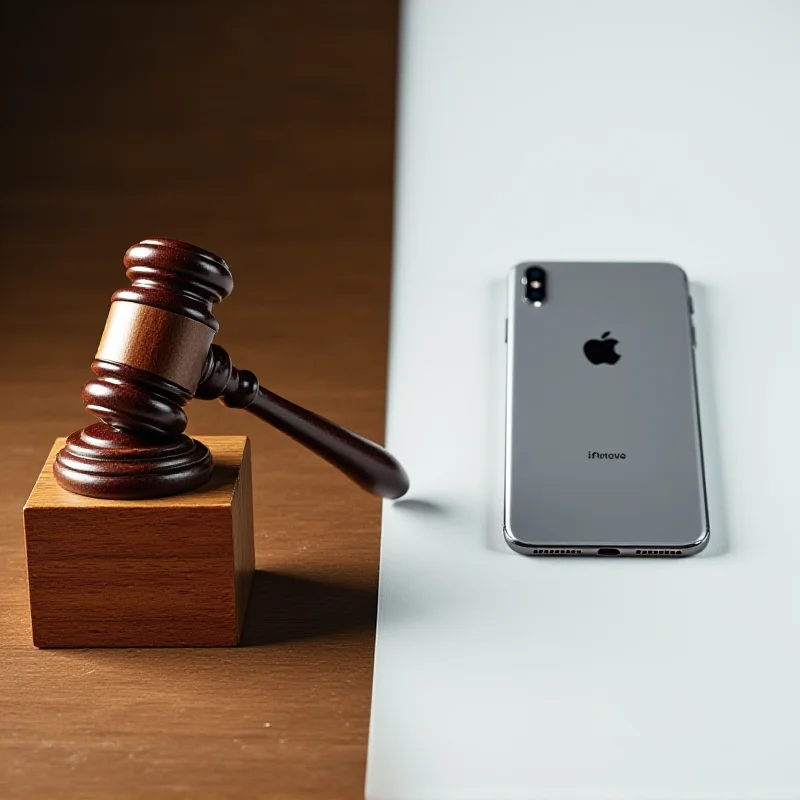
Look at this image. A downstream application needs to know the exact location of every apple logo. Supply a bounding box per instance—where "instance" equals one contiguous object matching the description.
[583,331,621,365]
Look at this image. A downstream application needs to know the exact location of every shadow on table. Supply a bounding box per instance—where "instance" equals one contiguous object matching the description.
[240,570,377,647]
[392,498,448,515]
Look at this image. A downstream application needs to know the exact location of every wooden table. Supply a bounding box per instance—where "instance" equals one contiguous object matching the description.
[0,2,398,797]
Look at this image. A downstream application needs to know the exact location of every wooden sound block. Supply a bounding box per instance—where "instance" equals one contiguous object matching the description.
[23,436,255,648]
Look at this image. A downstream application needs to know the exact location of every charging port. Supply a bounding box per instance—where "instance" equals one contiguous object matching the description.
[598,548,620,556]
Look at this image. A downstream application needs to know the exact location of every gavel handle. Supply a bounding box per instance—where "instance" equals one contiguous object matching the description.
[195,344,409,500]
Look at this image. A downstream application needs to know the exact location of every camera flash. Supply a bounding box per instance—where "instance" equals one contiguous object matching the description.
[533,301,542,307]
[530,280,541,289]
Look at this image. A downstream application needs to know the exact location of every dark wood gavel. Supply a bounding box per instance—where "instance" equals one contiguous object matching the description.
[53,238,409,500]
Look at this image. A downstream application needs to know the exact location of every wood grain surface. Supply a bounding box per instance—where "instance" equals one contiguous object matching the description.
[0,1,398,797]
[25,437,254,648]
[95,300,216,393]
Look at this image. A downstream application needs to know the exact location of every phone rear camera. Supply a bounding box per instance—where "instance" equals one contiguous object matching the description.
[524,266,547,304]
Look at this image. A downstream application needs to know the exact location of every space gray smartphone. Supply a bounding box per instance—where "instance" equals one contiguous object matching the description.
[503,262,709,557]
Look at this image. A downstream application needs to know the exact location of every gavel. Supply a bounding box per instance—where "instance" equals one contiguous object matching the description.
[53,238,409,500]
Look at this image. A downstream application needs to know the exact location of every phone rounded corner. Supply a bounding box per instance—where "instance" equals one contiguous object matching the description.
[656,261,690,284]
[679,527,711,556]
[509,262,527,283]
[503,522,531,555]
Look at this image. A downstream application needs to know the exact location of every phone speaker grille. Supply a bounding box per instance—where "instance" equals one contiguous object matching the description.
[636,549,683,556]
[531,549,583,556]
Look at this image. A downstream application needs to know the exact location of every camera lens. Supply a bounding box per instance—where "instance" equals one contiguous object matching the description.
[523,266,547,304]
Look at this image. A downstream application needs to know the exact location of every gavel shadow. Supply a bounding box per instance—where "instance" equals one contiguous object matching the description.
[184,464,240,494]
[239,570,377,646]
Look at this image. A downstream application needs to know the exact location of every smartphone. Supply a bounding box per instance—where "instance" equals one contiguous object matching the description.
[503,261,709,557]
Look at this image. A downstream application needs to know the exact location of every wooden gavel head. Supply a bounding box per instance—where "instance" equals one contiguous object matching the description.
[53,238,410,500]
[53,239,233,498]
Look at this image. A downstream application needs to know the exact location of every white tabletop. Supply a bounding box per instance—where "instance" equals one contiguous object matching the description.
[367,1,800,798]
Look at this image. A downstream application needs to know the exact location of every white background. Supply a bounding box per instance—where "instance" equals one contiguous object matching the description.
[367,2,800,798]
